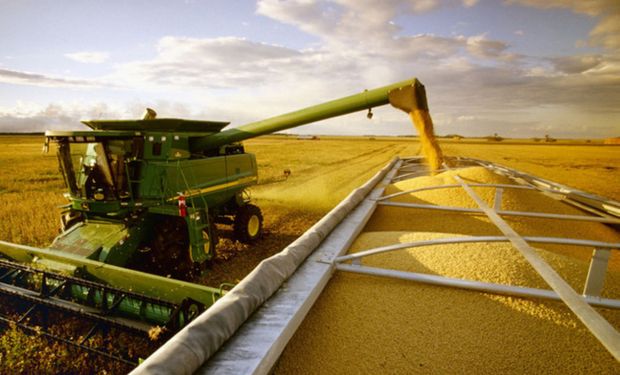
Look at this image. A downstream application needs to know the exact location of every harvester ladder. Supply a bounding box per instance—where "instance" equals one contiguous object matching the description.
[177,159,210,210]
[177,162,211,248]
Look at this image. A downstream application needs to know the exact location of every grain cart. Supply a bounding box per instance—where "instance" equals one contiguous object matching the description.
[0,79,429,358]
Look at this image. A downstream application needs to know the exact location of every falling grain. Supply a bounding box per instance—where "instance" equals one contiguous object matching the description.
[409,109,444,172]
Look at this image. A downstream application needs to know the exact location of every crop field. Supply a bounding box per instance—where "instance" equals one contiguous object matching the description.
[0,134,618,373]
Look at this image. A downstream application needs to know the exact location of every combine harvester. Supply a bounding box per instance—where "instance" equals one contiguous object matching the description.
[0,78,430,366]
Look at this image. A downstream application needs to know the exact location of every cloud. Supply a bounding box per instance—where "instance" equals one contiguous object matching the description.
[507,0,620,52]
[505,0,616,17]
[590,13,620,50]
[464,34,510,59]
[65,51,110,64]
[254,0,516,75]
[0,102,100,132]
[99,31,524,122]
[0,68,97,88]
[111,36,304,88]
[1,3,517,93]
[256,0,479,48]
[551,55,603,74]
[0,100,188,132]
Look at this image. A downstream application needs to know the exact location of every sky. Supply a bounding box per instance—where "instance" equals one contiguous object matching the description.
[0,0,618,138]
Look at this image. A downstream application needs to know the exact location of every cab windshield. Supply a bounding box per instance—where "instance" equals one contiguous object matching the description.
[57,139,134,200]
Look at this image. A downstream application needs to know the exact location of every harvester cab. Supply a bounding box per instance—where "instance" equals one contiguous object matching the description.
[56,135,135,202]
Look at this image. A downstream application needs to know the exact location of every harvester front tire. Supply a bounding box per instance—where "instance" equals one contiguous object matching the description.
[203,220,218,257]
[234,204,263,243]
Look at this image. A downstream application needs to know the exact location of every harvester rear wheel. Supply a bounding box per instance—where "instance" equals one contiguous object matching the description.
[234,204,263,243]
[151,216,193,280]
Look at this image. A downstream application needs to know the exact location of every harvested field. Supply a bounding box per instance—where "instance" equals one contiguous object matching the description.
[274,166,620,374]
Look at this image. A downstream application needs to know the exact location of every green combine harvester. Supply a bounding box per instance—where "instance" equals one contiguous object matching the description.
[0,78,428,362]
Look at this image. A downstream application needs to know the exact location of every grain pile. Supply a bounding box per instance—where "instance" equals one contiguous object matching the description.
[274,166,620,374]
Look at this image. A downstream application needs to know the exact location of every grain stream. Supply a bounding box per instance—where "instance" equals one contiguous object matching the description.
[409,109,443,172]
